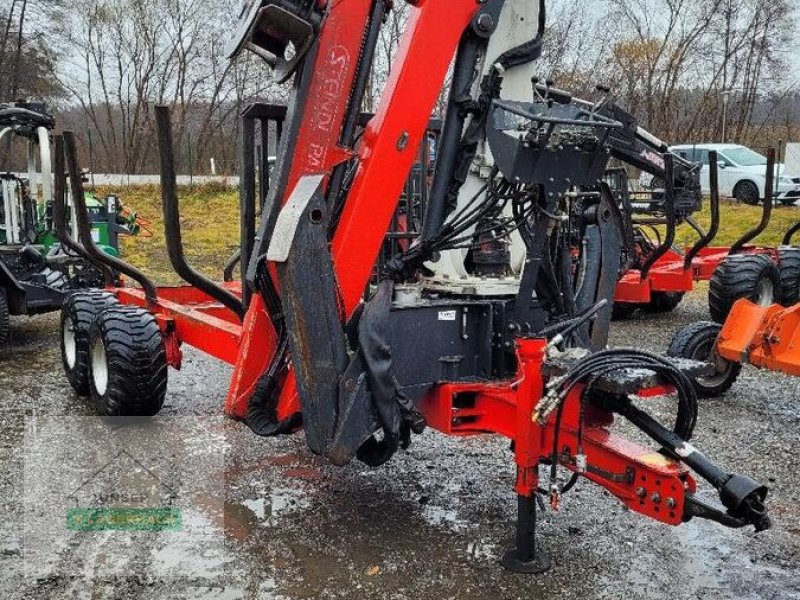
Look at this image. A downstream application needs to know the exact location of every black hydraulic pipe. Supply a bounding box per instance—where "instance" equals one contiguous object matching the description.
[782,221,800,247]
[641,153,676,280]
[684,151,721,270]
[240,116,256,308]
[618,400,770,532]
[63,131,158,304]
[493,99,625,129]
[154,106,245,321]
[340,0,385,147]
[422,33,483,239]
[622,401,727,486]
[730,148,775,255]
[52,134,114,286]
[325,0,386,239]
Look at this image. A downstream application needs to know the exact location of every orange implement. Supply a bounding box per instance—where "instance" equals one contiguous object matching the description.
[718,299,800,377]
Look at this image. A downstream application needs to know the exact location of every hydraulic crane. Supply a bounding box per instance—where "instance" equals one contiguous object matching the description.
[56,0,771,572]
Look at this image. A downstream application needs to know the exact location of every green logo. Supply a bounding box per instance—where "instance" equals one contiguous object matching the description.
[66,507,182,531]
[65,449,181,532]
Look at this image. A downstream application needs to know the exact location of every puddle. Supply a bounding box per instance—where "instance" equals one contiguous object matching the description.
[225,486,311,542]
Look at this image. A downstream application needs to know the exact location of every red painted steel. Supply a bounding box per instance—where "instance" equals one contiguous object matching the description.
[614,245,778,304]
[225,0,374,418]
[718,299,800,376]
[421,338,693,524]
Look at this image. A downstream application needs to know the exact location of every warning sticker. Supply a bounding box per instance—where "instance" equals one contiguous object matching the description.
[438,310,457,321]
[674,443,697,458]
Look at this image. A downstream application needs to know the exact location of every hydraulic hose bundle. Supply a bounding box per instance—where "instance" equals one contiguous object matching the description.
[535,346,769,531]
[536,347,699,441]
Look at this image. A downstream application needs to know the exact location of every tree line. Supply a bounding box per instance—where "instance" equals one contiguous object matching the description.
[1,0,797,174]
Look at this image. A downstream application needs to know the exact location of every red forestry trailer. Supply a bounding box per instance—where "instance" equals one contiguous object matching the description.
[613,150,800,322]
[55,0,771,573]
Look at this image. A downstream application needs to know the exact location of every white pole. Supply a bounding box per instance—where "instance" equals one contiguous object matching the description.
[721,91,732,144]
[37,127,52,206]
[210,157,217,176]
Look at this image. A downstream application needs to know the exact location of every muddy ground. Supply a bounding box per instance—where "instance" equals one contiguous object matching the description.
[0,291,798,599]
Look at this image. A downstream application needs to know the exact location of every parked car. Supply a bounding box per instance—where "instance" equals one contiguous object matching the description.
[669,143,800,206]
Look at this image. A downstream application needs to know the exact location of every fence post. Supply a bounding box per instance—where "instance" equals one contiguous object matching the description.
[87,128,96,189]
[187,132,193,189]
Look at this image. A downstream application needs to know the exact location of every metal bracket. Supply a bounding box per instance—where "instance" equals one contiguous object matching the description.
[266,174,325,263]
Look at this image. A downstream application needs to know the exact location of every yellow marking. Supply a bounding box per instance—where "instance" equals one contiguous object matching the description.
[639,452,673,468]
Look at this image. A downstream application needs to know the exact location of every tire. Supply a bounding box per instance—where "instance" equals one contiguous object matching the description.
[612,302,638,320]
[0,290,9,346]
[60,290,118,396]
[778,247,800,307]
[733,180,760,205]
[643,291,684,313]
[88,305,167,416]
[708,254,781,323]
[667,321,741,398]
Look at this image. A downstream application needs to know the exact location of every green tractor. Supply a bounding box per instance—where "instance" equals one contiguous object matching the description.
[0,102,140,344]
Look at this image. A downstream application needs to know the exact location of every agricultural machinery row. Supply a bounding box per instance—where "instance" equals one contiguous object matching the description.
[0,102,143,344]
[38,0,800,574]
[612,148,800,324]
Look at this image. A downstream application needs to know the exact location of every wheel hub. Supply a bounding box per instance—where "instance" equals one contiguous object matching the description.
[91,337,109,396]
[695,338,734,387]
[63,317,77,369]
[754,277,774,307]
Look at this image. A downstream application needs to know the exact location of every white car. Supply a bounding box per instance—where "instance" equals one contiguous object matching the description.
[669,143,800,206]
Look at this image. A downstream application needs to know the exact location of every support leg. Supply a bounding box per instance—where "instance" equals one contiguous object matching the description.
[501,493,552,574]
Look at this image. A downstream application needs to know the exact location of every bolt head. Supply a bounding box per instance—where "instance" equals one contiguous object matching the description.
[476,13,494,32]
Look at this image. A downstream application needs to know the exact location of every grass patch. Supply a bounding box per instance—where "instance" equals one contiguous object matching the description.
[671,200,798,248]
[102,184,797,286]
[96,183,241,285]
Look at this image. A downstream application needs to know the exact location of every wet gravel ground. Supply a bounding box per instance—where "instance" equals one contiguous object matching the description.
[0,290,798,599]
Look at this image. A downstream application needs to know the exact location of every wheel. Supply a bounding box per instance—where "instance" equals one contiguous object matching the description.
[612,302,638,320]
[733,180,760,205]
[88,305,168,416]
[778,247,800,306]
[0,290,9,345]
[642,291,684,313]
[60,290,118,396]
[667,321,741,398]
[708,254,781,323]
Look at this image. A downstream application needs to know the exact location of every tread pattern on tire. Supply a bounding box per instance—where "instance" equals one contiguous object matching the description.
[60,290,117,396]
[708,253,781,323]
[667,320,741,398]
[89,305,168,416]
[778,247,800,307]
[0,290,9,345]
